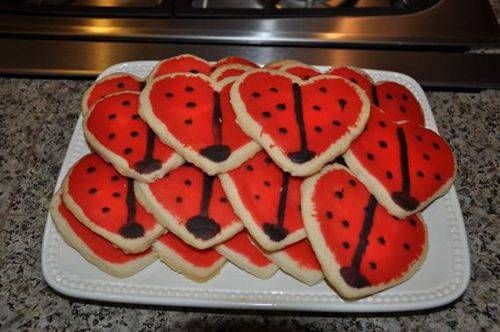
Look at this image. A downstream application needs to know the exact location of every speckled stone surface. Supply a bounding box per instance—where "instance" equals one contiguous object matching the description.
[0,75,498,330]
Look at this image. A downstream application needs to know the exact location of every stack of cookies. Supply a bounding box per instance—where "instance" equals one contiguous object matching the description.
[50,54,456,299]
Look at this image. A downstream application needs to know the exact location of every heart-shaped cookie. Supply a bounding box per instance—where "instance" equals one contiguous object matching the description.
[140,73,261,175]
[219,151,306,251]
[344,106,456,218]
[84,91,183,182]
[135,164,244,249]
[62,154,165,253]
[231,69,370,176]
[302,164,428,299]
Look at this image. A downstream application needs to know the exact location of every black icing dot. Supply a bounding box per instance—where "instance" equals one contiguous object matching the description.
[87,166,96,174]
[325,211,333,219]
[386,94,393,100]
[433,142,440,150]
[342,219,349,228]
[342,242,350,249]
[409,218,417,226]
[184,118,193,125]
[313,105,321,111]
[165,92,174,98]
[270,87,278,93]
[111,175,120,182]
[264,157,273,164]
[254,194,261,200]
[378,140,387,148]
[176,196,183,203]
[186,101,196,108]
[102,207,110,213]
[348,179,357,187]
[190,69,199,74]
[423,153,430,160]
[417,170,424,177]
[379,121,387,128]
[332,120,341,127]
[252,92,261,98]
[184,179,192,186]
[262,111,271,118]
[416,135,423,142]
[276,103,286,111]
[435,174,442,181]
[386,171,393,179]
[279,127,288,134]
[185,86,194,92]
[400,105,407,113]
[314,126,322,133]
[338,98,347,110]
[402,94,409,101]
[403,243,410,250]
[113,192,121,198]
[117,82,125,89]
[378,237,386,245]
[108,114,116,120]
[122,100,130,106]
[334,190,344,199]
[367,153,375,160]
[88,188,97,194]
[124,147,133,155]
[246,165,253,171]
[264,180,271,187]
[130,131,139,138]
[369,262,377,270]
[220,197,228,203]
[108,133,115,140]
[132,114,141,120]
[319,86,327,93]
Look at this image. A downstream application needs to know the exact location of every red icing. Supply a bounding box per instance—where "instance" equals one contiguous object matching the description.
[311,167,426,285]
[86,74,142,109]
[57,196,151,263]
[215,68,247,82]
[157,233,222,267]
[152,55,212,80]
[220,231,272,267]
[66,154,159,235]
[284,66,320,80]
[348,106,456,205]
[146,164,240,230]
[225,151,304,238]
[215,56,258,69]
[238,72,366,157]
[87,92,177,169]
[327,67,374,103]
[148,75,252,157]
[280,239,321,271]
[374,81,425,125]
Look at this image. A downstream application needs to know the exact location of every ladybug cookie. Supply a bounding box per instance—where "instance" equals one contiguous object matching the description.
[148,54,212,82]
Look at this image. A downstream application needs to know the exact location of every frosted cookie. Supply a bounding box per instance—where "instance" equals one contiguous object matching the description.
[328,66,425,125]
[82,72,143,116]
[84,91,183,183]
[344,106,456,218]
[140,73,261,175]
[50,191,157,278]
[135,164,244,249]
[210,64,255,82]
[268,239,323,286]
[279,62,321,81]
[216,231,278,279]
[62,153,165,253]
[154,233,225,282]
[148,54,212,82]
[301,164,428,299]
[214,56,258,69]
[219,151,306,251]
[230,69,370,176]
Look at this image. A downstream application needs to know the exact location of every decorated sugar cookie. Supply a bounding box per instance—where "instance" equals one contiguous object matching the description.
[82,72,143,116]
[62,153,165,253]
[344,106,456,218]
[328,66,425,125]
[148,54,212,82]
[84,92,183,182]
[268,239,323,286]
[153,233,226,282]
[135,164,244,249]
[279,62,321,81]
[230,69,370,176]
[302,164,428,299]
[219,151,306,251]
[216,231,278,279]
[50,191,157,278]
[210,64,255,82]
[214,56,258,69]
[140,73,261,175]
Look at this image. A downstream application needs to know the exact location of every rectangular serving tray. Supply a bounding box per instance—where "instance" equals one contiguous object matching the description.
[42,61,470,312]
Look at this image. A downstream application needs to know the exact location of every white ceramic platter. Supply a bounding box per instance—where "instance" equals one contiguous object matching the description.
[41,61,470,312]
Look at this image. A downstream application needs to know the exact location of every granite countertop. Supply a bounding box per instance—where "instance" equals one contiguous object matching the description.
[0,76,498,330]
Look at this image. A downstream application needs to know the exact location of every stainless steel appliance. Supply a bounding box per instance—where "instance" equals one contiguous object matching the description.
[0,0,498,88]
